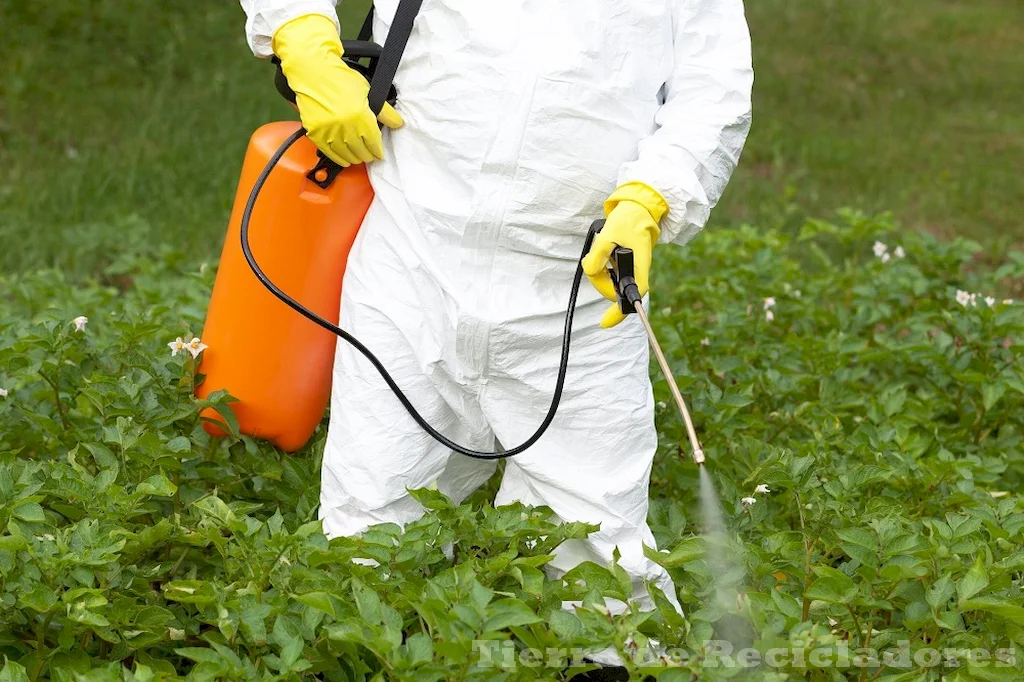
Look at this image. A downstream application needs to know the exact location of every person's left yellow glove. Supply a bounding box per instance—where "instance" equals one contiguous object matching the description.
[581,182,669,328]
[272,14,404,167]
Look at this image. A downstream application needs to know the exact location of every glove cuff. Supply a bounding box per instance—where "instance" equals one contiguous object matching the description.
[272,13,344,62]
[604,181,670,224]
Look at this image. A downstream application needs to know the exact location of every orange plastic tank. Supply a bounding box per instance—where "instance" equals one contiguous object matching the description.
[196,121,374,451]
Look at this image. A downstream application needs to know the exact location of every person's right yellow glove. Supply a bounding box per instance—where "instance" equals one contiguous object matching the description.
[581,182,668,328]
[272,14,404,167]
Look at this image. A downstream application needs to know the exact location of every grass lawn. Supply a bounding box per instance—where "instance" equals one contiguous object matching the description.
[1,0,1022,275]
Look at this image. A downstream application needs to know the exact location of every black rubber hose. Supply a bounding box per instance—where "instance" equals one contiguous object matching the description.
[240,128,594,460]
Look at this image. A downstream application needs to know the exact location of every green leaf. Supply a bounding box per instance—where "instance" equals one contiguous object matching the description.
[162,580,217,605]
[12,502,44,523]
[0,534,28,551]
[67,602,110,627]
[136,474,177,497]
[647,537,704,568]
[961,597,1024,624]
[835,527,876,549]
[0,469,14,504]
[562,562,627,600]
[482,598,543,631]
[881,386,907,417]
[239,604,273,644]
[280,635,304,669]
[511,565,545,597]
[805,566,857,604]
[925,575,954,610]
[191,495,238,528]
[770,589,802,621]
[295,592,336,618]
[0,659,29,682]
[903,601,931,630]
[934,609,962,630]
[166,436,191,453]
[982,381,1007,411]
[19,584,57,613]
[352,581,382,625]
[198,389,241,439]
[548,610,584,641]
[718,385,755,408]
[175,648,222,664]
[404,632,433,666]
[406,487,453,511]
[957,555,989,604]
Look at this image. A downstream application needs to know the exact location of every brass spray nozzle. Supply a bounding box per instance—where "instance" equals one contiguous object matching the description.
[632,301,706,466]
[601,235,707,467]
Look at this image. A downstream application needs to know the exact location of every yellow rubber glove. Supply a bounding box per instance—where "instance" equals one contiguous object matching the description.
[272,14,404,167]
[581,182,669,328]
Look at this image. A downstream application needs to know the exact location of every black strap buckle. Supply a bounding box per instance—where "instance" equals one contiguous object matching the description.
[306,152,345,190]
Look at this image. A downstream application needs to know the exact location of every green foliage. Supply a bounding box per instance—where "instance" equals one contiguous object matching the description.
[1,212,1023,680]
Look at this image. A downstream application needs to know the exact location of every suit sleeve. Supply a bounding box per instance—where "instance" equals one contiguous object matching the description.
[240,0,342,58]
[617,0,753,245]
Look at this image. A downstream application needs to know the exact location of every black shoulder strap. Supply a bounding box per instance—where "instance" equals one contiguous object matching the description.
[366,0,424,115]
[357,5,374,42]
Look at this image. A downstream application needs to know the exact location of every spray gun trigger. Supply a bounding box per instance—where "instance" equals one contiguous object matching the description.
[609,247,643,315]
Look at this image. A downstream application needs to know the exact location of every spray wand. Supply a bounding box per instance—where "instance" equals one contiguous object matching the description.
[602,229,706,466]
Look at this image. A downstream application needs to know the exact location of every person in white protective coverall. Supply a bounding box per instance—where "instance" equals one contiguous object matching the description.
[242,0,751,671]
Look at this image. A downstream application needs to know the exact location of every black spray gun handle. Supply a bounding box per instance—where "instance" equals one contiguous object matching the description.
[271,41,397,189]
[587,219,643,316]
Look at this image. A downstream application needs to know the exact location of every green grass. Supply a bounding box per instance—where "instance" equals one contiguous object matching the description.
[1,0,1022,275]
[732,0,1024,241]
[0,0,368,273]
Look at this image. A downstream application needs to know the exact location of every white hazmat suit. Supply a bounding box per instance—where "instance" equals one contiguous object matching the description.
[243,0,752,618]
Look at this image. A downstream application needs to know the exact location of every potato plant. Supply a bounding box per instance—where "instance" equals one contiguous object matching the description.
[1,212,1022,681]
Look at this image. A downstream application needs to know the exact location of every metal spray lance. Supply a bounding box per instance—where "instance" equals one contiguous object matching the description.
[598,222,706,466]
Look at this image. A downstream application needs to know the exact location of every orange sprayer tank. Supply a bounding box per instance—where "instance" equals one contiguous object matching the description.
[196,121,374,451]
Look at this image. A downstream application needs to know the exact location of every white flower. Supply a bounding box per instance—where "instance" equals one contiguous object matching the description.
[765,310,775,322]
[1003,299,1014,305]
[985,296,996,308]
[741,497,757,507]
[894,246,905,259]
[700,338,710,347]
[72,316,88,332]
[970,293,978,307]
[168,337,187,357]
[755,484,770,494]
[872,241,888,258]
[186,337,209,359]
[881,253,891,263]
[763,297,776,310]
[0,388,7,398]
[955,290,971,307]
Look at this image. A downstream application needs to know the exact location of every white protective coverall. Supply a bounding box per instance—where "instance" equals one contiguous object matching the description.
[243,0,752,614]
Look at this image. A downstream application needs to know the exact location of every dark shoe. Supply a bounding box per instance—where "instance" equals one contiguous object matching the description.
[569,666,629,681]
